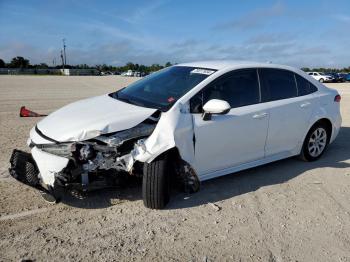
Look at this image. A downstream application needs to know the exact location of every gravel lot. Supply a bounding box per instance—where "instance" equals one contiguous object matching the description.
[0,75,349,261]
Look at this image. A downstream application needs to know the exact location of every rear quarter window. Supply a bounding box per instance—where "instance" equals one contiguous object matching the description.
[295,74,318,96]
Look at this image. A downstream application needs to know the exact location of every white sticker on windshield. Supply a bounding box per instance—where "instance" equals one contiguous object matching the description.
[190,68,215,75]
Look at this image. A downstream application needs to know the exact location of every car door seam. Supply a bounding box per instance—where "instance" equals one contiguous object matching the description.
[263,107,270,158]
[191,113,196,156]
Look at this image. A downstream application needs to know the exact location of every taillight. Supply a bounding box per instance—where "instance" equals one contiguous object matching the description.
[334,94,341,102]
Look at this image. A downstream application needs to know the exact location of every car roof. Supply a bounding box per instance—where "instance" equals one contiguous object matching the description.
[176,60,297,71]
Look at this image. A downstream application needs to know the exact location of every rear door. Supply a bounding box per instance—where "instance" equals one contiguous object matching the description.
[259,68,318,156]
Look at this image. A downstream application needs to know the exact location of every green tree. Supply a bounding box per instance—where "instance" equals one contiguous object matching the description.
[125,62,135,71]
[149,64,163,72]
[9,56,30,68]
[165,62,172,67]
[36,63,49,69]
[0,58,5,68]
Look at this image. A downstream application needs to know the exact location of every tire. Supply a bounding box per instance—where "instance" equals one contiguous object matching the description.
[25,161,39,186]
[300,122,330,162]
[319,78,324,83]
[142,154,170,209]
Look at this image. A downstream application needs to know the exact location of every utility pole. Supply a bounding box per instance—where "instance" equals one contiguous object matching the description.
[60,50,65,69]
[62,38,67,66]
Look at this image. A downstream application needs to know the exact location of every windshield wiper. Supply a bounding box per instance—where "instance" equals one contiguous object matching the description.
[117,95,146,107]
[113,91,165,111]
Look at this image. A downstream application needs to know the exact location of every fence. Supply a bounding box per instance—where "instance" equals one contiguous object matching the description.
[0,68,100,75]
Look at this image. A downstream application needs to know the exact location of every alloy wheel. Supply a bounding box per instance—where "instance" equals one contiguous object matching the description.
[308,127,327,157]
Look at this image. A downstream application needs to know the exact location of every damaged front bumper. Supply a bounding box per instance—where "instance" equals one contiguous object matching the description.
[9,149,59,201]
[8,144,142,202]
[12,120,157,197]
[9,149,40,186]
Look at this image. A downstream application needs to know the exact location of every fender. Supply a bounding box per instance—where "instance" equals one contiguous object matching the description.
[134,102,196,166]
[299,107,335,155]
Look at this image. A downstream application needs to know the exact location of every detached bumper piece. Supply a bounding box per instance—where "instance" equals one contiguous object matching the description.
[9,149,40,186]
[9,149,59,203]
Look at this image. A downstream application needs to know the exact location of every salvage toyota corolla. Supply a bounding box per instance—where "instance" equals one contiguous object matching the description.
[9,61,342,209]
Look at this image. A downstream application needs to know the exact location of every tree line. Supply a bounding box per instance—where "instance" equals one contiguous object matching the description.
[0,57,173,74]
[1,56,350,73]
[300,67,350,73]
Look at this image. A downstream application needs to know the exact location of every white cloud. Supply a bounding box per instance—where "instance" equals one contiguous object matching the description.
[213,1,285,31]
[332,14,350,23]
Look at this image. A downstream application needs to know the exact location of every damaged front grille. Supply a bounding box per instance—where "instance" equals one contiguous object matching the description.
[76,120,157,174]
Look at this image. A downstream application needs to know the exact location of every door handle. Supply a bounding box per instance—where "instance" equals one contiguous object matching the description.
[300,102,311,108]
[252,112,268,119]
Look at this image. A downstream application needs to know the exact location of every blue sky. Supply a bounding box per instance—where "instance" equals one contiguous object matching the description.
[0,0,349,68]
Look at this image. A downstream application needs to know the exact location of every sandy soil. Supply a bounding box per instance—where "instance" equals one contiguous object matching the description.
[0,76,349,261]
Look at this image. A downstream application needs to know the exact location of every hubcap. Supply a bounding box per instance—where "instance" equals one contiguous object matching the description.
[308,127,327,157]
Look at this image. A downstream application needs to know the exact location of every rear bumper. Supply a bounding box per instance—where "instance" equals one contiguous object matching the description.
[330,113,342,144]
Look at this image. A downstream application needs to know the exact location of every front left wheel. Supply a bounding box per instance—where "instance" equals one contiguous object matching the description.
[142,154,170,209]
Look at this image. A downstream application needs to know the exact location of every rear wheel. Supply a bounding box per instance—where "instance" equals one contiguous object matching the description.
[142,154,170,209]
[300,123,330,161]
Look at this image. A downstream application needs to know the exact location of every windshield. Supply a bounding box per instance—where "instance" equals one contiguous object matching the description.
[110,66,216,111]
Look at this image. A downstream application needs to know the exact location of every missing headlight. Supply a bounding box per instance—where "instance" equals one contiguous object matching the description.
[38,143,75,157]
[78,144,95,161]
[95,123,156,147]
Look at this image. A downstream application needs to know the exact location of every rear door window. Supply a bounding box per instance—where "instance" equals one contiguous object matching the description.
[259,68,297,102]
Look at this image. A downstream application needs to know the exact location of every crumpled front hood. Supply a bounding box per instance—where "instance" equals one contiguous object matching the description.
[36,94,157,142]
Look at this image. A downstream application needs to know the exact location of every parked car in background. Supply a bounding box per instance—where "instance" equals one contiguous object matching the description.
[10,61,342,209]
[121,70,134,77]
[100,71,113,76]
[307,72,334,83]
[345,73,350,82]
[325,73,345,83]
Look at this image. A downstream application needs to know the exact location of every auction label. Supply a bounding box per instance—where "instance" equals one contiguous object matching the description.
[190,68,215,75]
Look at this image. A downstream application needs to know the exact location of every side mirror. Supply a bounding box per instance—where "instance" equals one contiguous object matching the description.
[202,99,231,121]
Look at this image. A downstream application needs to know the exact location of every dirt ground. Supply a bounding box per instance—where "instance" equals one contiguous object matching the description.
[0,75,349,262]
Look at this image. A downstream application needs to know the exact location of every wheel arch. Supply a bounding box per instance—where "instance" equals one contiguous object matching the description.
[314,118,333,139]
[302,117,333,149]
[147,146,200,188]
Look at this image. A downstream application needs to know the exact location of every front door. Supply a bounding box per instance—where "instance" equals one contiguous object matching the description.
[190,69,269,176]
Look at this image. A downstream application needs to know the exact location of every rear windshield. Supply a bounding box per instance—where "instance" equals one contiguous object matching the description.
[110,66,216,111]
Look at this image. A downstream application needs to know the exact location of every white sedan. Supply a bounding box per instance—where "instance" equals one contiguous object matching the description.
[10,61,342,209]
[307,71,334,83]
